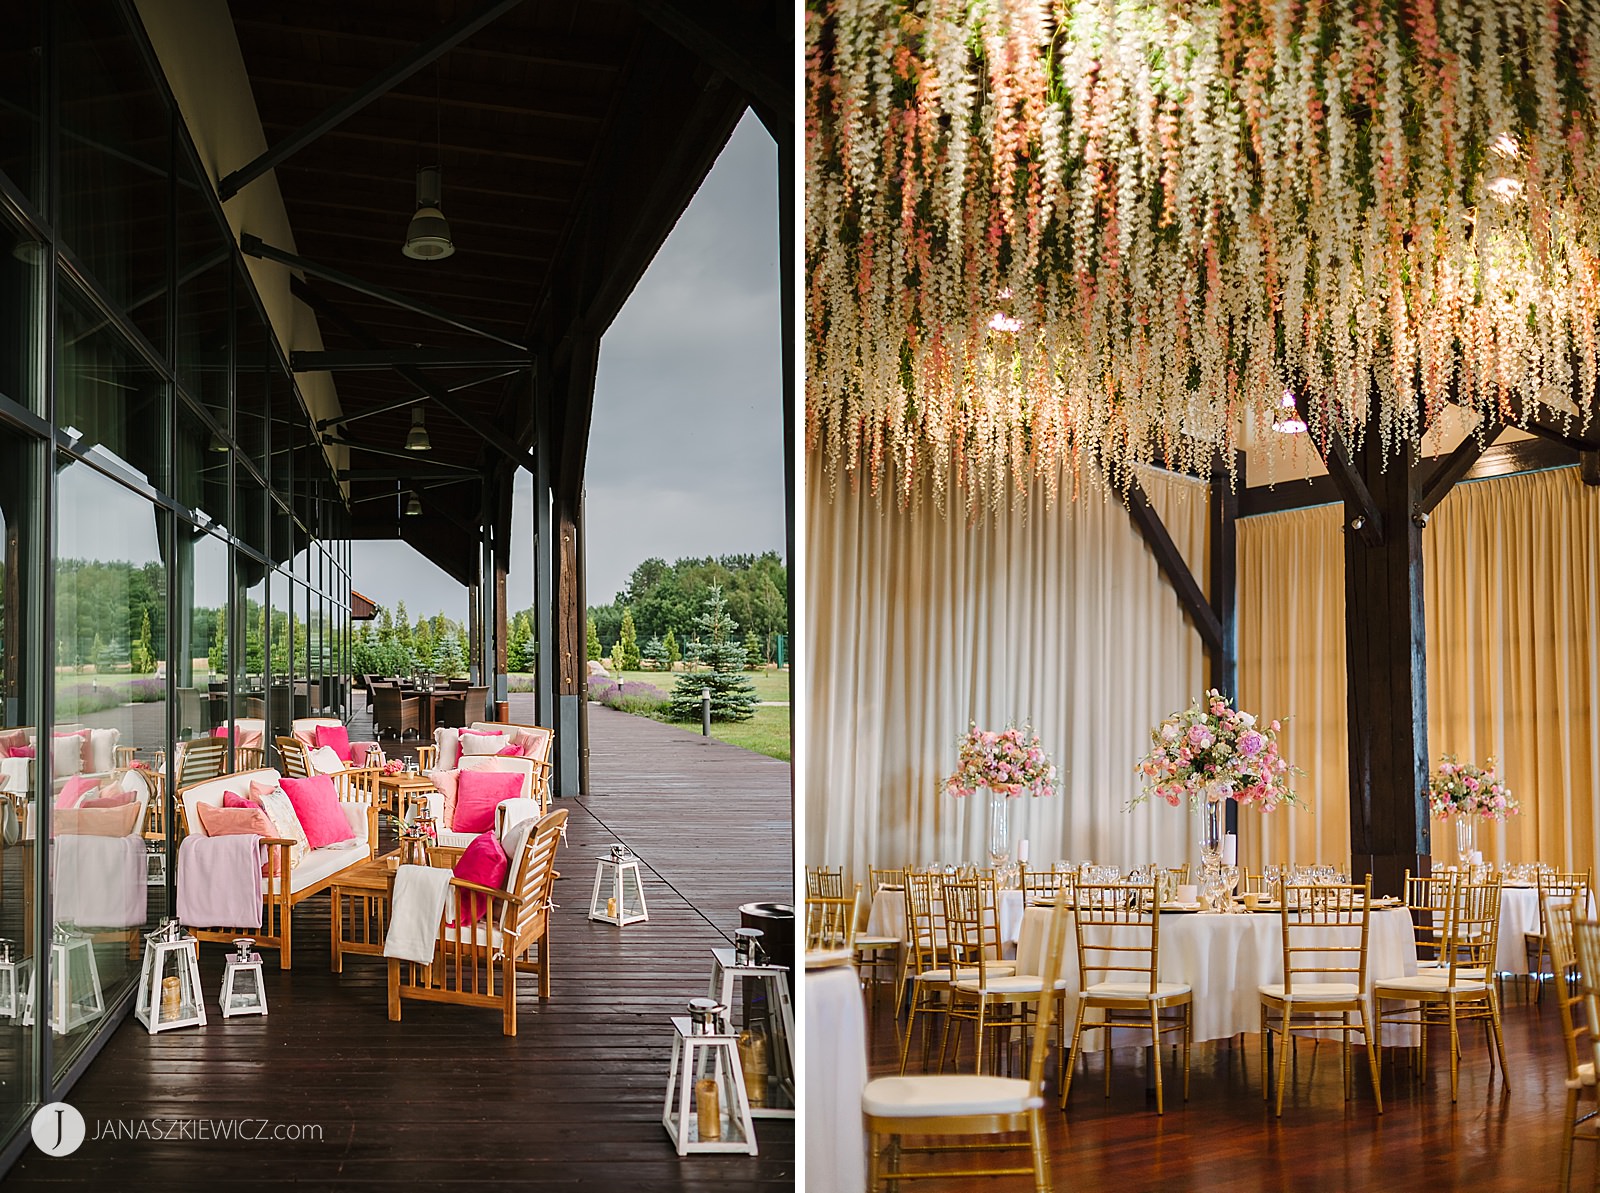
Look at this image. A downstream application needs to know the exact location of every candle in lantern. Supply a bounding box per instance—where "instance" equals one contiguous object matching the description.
[694,1077,721,1140]
[160,975,181,1020]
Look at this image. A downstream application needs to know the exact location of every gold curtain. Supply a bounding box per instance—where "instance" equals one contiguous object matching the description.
[1238,466,1600,876]
[805,457,1208,885]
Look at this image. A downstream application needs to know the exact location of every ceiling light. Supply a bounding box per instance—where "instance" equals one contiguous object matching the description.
[208,429,228,452]
[404,492,422,516]
[11,239,43,265]
[402,166,454,260]
[1273,390,1308,435]
[404,405,432,451]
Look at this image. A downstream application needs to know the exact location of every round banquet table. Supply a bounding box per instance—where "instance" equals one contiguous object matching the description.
[805,961,867,1193]
[1014,903,1421,1045]
[867,886,1028,953]
[1494,884,1540,975]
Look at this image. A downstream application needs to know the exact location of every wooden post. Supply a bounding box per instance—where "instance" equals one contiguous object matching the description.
[1342,422,1430,896]
[1208,457,1239,837]
[553,495,583,799]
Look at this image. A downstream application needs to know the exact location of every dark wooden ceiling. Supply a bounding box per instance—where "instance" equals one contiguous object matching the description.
[225,0,786,584]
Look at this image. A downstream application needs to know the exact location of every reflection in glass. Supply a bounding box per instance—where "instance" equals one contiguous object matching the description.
[173,528,228,745]
[0,209,44,415]
[53,459,165,1080]
[268,570,296,742]
[0,0,42,202]
[57,279,167,488]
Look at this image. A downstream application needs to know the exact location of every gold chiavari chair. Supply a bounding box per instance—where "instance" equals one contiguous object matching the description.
[854,870,902,1009]
[806,886,860,952]
[1529,870,1594,1002]
[1547,900,1599,1191]
[1403,869,1453,969]
[1259,878,1382,1116]
[1166,863,1192,886]
[1019,863,1067,903]
[863,898,1071,1193]
[939,876,1058,1077]
[1376,874,1506,1101]
[808,865,846,899]
[1062,879,1192,1115]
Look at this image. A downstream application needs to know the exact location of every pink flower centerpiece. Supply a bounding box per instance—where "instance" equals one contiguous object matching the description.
[1133,689,1300,811]
[1429,755,1516,863]
[944,725,1056,800]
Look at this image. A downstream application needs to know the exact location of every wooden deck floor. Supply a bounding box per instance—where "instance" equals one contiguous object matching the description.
[5,701,795,1189]
[861,969,1586,1192]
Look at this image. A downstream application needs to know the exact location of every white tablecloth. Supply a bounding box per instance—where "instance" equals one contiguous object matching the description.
[805,963,867,1193]
[1495,885,1539,975]
[867,886,1026,951]
[1014,904,1419,1045]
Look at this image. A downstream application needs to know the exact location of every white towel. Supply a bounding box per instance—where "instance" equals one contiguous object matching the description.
[384,865,453,964]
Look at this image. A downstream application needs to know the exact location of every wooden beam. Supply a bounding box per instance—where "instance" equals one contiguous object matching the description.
[1318,437,1385,546]
[1207,461,1240,701]
[622,0,791,135]
[291,348,529,372]
[1416,423,1503,518]
[216,0,527,200]
[1124,478,1224,655]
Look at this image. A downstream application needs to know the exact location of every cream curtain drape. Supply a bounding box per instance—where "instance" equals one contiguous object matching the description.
[805,458,1207,884]
[1238,466,1600,876]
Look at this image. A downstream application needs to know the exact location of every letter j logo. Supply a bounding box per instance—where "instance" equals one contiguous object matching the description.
[31,1103,86,1157]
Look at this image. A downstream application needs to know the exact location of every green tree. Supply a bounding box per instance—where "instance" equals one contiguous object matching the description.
[663,627,681,671]
[743,630,764,670]
[508,611,534,672]
[667,584,757,722]
[413,618,434,668]
[130,610,156,674]
[432,630,465,677]
[586,615,602,664]
[394,600,414,657]
[207,607,227,675]
[617,608,642,671]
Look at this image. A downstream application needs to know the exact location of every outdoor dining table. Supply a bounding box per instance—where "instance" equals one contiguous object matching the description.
[805,959,867,1193]
[1012,901,1421,1045]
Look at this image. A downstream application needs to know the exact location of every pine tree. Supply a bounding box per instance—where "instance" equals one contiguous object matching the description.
[508,612,533,672]
[207,607,227,675]
[617,607,642,671]
[395,601,413,657]
[663,627,681,671]
[433,630,464,677]
[131,610,156,674]
[743,630,763,669]
[586,615,602,664]
[668,584,757,721]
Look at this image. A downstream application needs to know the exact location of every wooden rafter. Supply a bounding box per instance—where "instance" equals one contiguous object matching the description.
[1416,422,1504,518]
[1124,479,1224,655]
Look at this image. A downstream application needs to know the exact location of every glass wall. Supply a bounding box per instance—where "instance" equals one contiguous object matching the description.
[0,0,356,1140]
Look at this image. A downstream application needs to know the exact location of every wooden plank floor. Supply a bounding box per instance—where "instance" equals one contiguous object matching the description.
[861,971,1587,1192]
[5,700,794,1189]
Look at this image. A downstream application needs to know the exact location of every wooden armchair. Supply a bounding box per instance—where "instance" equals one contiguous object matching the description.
[388,807,567,1036]
[174,737,230,788]
[372,684,421,740]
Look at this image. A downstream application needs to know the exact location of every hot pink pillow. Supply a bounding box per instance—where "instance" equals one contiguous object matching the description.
[225,791,261,810]
[496,744,525,757]
[278,775,355,849]
[56,774,101,809]
[426,769,459,827]
[212,726,229,738]
[459,728,501,736]
[314,724,353,763]
[11,745,33,759]
[449,831,510,925]
[80,789,134,809]
[451,769,522,834]
[0,729,27,752]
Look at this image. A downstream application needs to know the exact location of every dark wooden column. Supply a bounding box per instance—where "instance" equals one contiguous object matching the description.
[1208,457,1240,836]
[1336,422,1430,896]
[552,493,584,798]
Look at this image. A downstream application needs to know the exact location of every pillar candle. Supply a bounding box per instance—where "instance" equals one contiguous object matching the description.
[1222,834,1238,866]
[1017,838,1029,864]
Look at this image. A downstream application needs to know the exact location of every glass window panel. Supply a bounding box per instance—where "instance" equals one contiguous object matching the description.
[267,570,295,740]
[56,1,170,349]
[174,394,228,530]
[0,0,43,203]
[0,420,42,1138]
[57,278,167,489]
[234,277,271,477]
[0,207,44,415]
[236,465,267,558]
[238,559,267,719]
[53,458,166,1079]
[173,526,227,742]
[174,157,230,427]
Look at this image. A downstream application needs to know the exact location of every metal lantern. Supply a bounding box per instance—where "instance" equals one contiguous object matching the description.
[0,939,29,1020]
[588,844,648,926]
[220,938,268,1018]
[24,926,105,1035]
[145,839,167,887]
[134,919,206,1033]
[662,1003,758,1156]
[708,943,796,1118]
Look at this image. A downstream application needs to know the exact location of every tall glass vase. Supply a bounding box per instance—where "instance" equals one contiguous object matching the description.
[1199,787,1228,908]
[987,788,1011,871]
[1454,815,1479,864]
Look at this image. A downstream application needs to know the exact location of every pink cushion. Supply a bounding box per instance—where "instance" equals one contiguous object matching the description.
[196,803,281,875]
[449,831,510,925]
[511,728,549,760]
[278,775,355,849]
[314,724,353,763]
[80,789,134,809]
[451,769,522,834]
[9,745,33,759]
[218,725,265,749]
[427,769,459,827]
[248,779,278,802]
[56,774,101,809]
[54,803,140,837]
[224,791,261,810]
[212,726,229,737]
[496,744,525,757]
[459,728,501,737]
[0,729,27,752]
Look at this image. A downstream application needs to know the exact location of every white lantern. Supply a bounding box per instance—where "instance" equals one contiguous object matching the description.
[661,1004,758,1155]
[23,926,104,1034]
[0,939,28,1020]
[134,920,206,1033]
[588,844,648,926]
[220,938,268,1018]
[708,945,795,1118]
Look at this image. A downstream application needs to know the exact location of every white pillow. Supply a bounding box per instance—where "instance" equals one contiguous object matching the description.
[89,728,120,773]
[308,745,347,774]
[254,786,309,869]
[434,727,461,769]
[459,732,509,757]
[51,734,84,779]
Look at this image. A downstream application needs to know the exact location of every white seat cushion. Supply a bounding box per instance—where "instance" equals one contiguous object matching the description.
[1259,982,1362,1001]
[267,839,370,896]
[914,963,1017,983]
[1374,973,1491,995]
[862,1074,1042,1118]
[1085,980,1190,1000]
[1567,1062,1597,1091]
[855,935,899,949]
[952,974,1052,996]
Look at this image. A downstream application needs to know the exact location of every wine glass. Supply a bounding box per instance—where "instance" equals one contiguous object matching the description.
[1220,865,1241,912]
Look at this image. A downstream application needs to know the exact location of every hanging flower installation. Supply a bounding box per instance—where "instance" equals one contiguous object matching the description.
[806,0,1600,512]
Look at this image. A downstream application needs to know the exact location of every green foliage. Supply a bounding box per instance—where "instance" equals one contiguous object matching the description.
[586,615,602,664]
[743,630,764,670]
[207,607,227,675]
[54,558,168,672]
[130,611,156,674]
[667,584,758,722]
[432,629,466,677]
[508,611,535,671]
[663,627,681,670]
[617,608,642,671]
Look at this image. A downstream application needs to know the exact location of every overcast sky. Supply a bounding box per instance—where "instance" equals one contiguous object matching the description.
[351,110,786,620]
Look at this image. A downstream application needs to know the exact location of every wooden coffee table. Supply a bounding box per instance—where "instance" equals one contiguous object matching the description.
[375,772,437,821]
[330,854,401,972]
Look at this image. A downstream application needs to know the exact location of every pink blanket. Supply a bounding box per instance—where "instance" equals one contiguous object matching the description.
[177,834,264,929]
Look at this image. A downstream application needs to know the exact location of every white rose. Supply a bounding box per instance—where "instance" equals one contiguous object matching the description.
[1160,723,1179,743]
[1238,712,1256,727]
